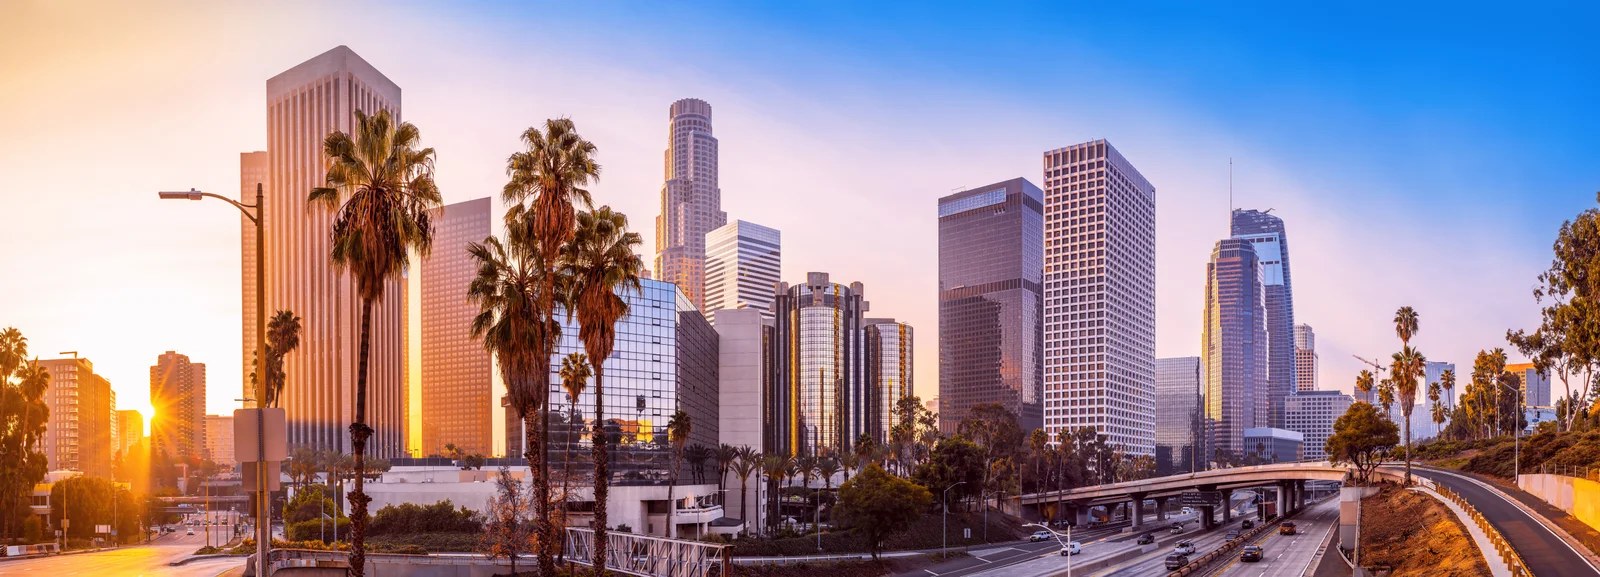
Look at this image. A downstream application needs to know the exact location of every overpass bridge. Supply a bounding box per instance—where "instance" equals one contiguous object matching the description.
[1009,461,1350,530]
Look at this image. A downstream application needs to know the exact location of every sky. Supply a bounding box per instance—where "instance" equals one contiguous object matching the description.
[2,1,1598,433]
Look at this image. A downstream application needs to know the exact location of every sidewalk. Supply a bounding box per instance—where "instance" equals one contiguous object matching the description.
[1407,486,1510,577]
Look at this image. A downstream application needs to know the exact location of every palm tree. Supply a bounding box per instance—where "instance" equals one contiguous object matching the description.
[1378,379,1397,417]
[1429,381,1448,438]
[1440,368,1457,418]
[816,458,840,492]
[307,108,440,574]
[795,455,818,489]
[665,410,692,538]
[1355,369,1376,403]
[1393,346,1427,483]
[502,118,600,576]
[731,448,761,535]
[685,444,712,485]
[558,352,592,517]
[1395,306,1420,347]
[562,204,641,572]
[715,443,738,497]
[1027,428,1049,492]
[838,452,860,484]
[260,310,303,408]
[759,455,789,535]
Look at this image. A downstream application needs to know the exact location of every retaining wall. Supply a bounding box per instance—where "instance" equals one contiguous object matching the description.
[1517,473,1600,533]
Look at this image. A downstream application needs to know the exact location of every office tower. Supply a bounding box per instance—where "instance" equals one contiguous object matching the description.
[34,357,113,477]
[1285,391,1353,460]
[151,351,207,462]
[1242,428,1303,462]
[1425,361,1458,411]
[1506,363,1551,407]
[654,98,728,309]
[505,279,719,480]
[1294,323,1317,392]
[206,414,236,468]
[937,177,1045,434]
[1231,209,1295,428]
[705,220,781,323]
[865,318,914,443]
[1041,141,1157,455]
[768,273,869,457]
[1155,357,1202,476]
[419,197,494,456]
[116,409,144,458]
[1202,238,1269,463]
[716,307,770,528]
[262,46,405,456]
[240,151,267,405]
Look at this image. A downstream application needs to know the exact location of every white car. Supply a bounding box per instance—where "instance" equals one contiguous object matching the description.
[1030,530,1054,542]
[186,528,195,536]
[1059,542,1082,556]
[1174,541,1196,555]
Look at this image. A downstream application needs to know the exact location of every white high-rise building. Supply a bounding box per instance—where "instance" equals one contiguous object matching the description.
[705,220,780,323]
[1426,361,1458,411]
[1285,391,1353,460]
[261,46,406,456]
[1040,140,1157,456]
[655,98,728,310]
[1294,323,1318,392]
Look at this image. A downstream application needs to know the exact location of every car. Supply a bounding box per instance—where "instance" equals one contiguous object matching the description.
[1136,533,1155,545]
[1164,554,1191,571]
[1059,542,1082,556]
[1241,519,1254,530]
[1173,541,1196,555]
[1181,507,1194,515]
[1225,530,1241,541]
[186,528,195,536]
[1240,545,1263,562]
[1170,524,1184,534]
[1030,530,1054,542]
[1279,522,1297,535]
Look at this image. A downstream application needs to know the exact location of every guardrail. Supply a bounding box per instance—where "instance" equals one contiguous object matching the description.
[1163,493,1333,577]
[1432,484,1534,577]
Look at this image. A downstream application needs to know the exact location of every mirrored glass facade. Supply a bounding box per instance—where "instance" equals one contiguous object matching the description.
[866,319,914,443]
[769,273,867,457]
[1232,210,1295,428]
[1202,238,1268,462]
[1155,356,1201,476]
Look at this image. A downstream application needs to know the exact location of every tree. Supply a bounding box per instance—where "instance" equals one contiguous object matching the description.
[1355,369,1376,402]
[664,410,691,538]
[685,444,712,485]
[760,455,790,534]
[1391,343,1427,484]
[1325,403,1399,484]
[50,476,137,541]
[1440,369,1457,433]
[0,328,48,541]
[715,443,737,497]
[479,467,535,576]
[249,310,303,408]
[731,447,760,534]
[1429,380,1447,438]
[1027,428,1049,493]
[817,458,841,493]
[833,464,931,559]
[913,436,984,510]
[561,204,642,574]
[557,352,591,524]
[839,452,861,485]
[308,108,441,575]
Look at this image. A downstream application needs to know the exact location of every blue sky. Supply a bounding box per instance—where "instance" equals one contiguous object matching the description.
[2,1,1596,420]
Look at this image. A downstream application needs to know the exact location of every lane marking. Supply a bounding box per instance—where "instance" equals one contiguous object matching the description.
[1417,467,1600,574]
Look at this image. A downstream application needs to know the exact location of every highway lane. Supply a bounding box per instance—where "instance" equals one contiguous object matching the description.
[959,509,1254,577]
[0,525,245,576]
[1091,513,1258,577]
[1209,497,1339,577]
[1412,466,1600,577]
[912,520,1150,577]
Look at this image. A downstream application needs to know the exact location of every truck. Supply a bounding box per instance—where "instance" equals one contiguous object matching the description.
[1259,501,1277,521]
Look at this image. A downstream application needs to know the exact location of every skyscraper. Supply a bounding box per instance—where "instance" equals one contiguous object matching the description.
[420,197,494,456]
[35,357,113,477]
[865,318,914,443]
[768,273,869,457]
[206,414,236,469]
[1506,363,1551,407]
[1231,209,1295,427]
[1155,357,1202,476]
[116,409,144,458]
[1041,141,1157,456]
[240,151,267,405]
[1202,238,1268,463]
[1294,323,1318,392]
[655,98,727,310]
[715,307,769,529]
[704,220,780,322]
[1285,390,1353,460]
[937,177,1044,434]
[151,351,207,462]
[262,46,405,456]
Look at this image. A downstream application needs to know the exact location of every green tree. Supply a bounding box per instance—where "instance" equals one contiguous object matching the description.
[557,352,591,523]
[665,410,691,538]
[913,436,984,510]
[478,467,534,576]
[1027,428,1049,493]
[1391,343,1427,484]
[561,204,642,574]
[1429,381,1448,438]
[50,476,137,541]
[1325,402,1399,484]
[715,443,738,496]
[0,329,49,541]
[833,464,932,559]
[1355,369,1376,403]
[307,108,441,575]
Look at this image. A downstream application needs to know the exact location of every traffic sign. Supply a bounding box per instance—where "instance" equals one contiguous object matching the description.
[234,408,287,462]
[1178,491,1221,507]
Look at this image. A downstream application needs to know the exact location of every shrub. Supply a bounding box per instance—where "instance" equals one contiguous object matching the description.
[287,518,351,542]
[194,545,222,555]
[369,500,483,535]
[22,517,42,543]
[369,532,481,552]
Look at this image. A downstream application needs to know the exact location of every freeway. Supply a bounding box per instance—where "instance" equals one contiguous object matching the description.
[952,508,1258,577]
[896,518,1154,577]
[1412,466,1600,577]
[0,524,245,576]
[1208,497,1338,577]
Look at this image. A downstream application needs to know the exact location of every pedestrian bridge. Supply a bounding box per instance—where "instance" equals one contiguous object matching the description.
[1008,461,1351,529]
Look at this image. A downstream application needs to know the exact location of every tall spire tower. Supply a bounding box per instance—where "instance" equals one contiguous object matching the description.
[655,98,728,308]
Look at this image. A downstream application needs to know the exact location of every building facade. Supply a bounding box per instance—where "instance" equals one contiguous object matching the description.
[654,98,728,310]
[1294,323,1317,392]
[116,409,144,459]
[1202,238,1268,463]
[865,318,914,443]
[704,220,780,322]
[1284,391,1353,460]
[715,307,769,528]
[768,273,868,457]
[1426,361,1458,411]
[937,177,1044,434]
[260,45,406,456]
[206,414,236,468]
[34,357,113,477]
[1506,362,1551,408]
[1242,427,1303,463]
[1155,357,1202,476]
[151,351,207,463]
[1040,141,1157,456]
[240,150,267,410]
[1231,209,1295,428]
[420,197,494,456]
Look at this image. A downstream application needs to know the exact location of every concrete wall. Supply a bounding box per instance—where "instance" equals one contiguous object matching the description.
[1519,473,1600,532]
[715,307,766,530]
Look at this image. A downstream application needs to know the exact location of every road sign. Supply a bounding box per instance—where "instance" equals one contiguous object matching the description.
[234,407,287,462]
[1178,491,1221,507]
[241,461,282,492]
[963,528,971,539]
[95,525,110,534]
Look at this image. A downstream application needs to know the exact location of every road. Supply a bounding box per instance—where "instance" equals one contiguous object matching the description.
[0,523,245,577]
[1412,466,1600,577]
[897,519,1149,577]
[1206,497,1338,577]
[949,508,1257,577]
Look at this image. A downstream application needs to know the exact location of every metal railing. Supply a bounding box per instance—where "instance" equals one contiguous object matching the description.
[564,527,730,577]
[1538,462,1600,483]
[1433,485,1534,577]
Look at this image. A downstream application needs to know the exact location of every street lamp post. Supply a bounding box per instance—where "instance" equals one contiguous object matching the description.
[160,185,269,576]
[1023,522,1072,577]
[942,481,968,559]
[1495,381,1523,479]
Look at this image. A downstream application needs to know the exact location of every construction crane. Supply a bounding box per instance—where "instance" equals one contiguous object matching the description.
[1351,354,1385,372]
[1351,355,1386,403]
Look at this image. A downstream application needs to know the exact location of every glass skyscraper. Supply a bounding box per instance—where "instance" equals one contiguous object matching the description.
[937,177,1044,434]
[420,197,494,456]
[769,272,868,457]
[1231,209,1295,428]
[1155,356,1202,476]
[866,318,914,443]
[1202,238,1268,463]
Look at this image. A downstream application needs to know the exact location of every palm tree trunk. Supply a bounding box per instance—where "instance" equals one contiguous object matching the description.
[738,475,749,535]
[560,403,575,566]
[348,298,375,577]
[522,406,541,575]
[1404,419,1413,484]
[591,364,609,577]
[667,460,678,538]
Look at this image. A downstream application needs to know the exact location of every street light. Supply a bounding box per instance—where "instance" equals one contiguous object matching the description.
[942,481,968,559]
[159,184,269,576]
[1023,522,1073,577]
[1494,380,1524,479]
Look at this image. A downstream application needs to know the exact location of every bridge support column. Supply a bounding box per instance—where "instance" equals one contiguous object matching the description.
[1074,503,1090,526]
[1130,493,1146,529]
[1297,480,1306,510]
[1220,488,1233,523]
[1276,482,1288,518]
[1154,497,1168,522]
[1200,505,1215,529]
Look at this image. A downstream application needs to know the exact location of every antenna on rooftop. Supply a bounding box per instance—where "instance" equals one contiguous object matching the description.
[1228,158,1234,232]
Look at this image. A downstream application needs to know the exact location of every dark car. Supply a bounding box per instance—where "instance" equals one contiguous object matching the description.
[1225,530,1241,541]
[1279,522,1297,535]
[1240,545,1263,562]
[1136,533,1155,545]
[1164,554,1190,571]
[1241,519,1254,530]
